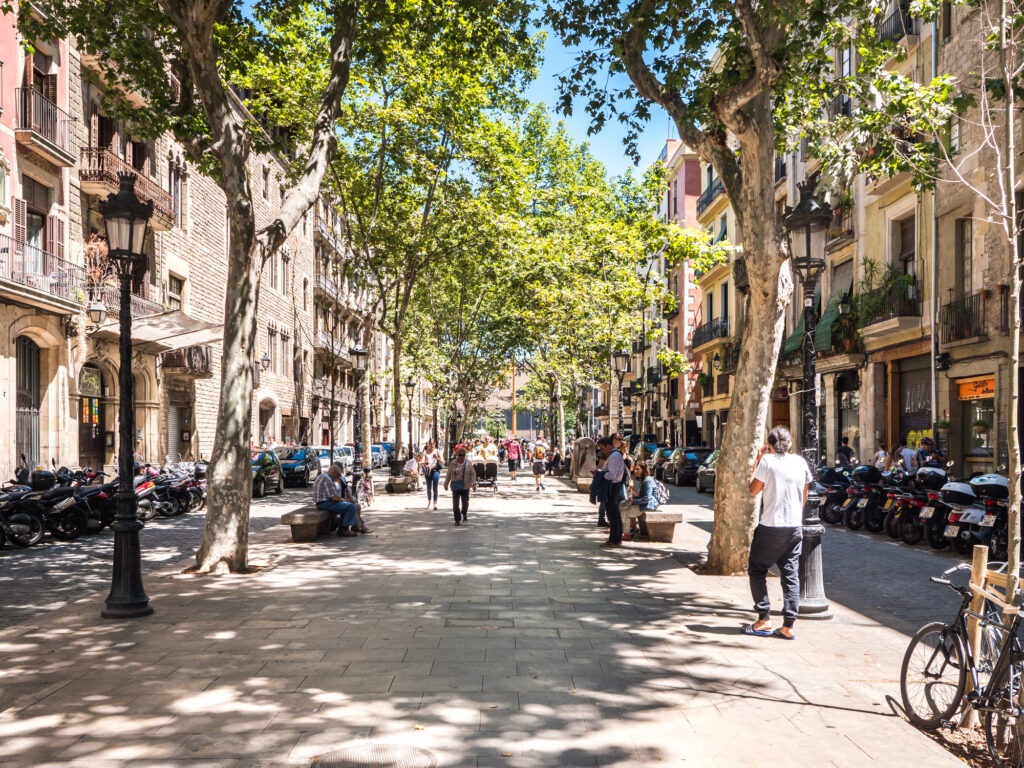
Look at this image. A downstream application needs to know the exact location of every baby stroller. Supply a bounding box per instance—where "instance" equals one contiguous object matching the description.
[474,461,498,492]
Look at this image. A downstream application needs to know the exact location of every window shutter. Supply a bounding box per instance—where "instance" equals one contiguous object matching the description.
[41,74,56,105]
[45,214,55,259]
[56,218,65,263]
[125,140,133,167]
[89,104,98,147]
[13,198,25,260]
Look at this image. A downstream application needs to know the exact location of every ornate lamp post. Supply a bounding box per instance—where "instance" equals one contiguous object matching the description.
[349,346,368,501]
[404,376,415,457]
[368,381,379,441]
[612,349,630,435]
[783,180,833,620]
[99,174,153,620]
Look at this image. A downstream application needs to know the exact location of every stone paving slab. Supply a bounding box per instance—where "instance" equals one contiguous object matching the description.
[0,476,964,767]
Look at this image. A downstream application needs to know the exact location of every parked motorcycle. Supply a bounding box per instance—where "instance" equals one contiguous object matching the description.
[941,473,1009,556]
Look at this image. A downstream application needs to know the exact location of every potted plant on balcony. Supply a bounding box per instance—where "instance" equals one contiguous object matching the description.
[972,419,991,435]
[934,419,951,435]
[696,371,712,392]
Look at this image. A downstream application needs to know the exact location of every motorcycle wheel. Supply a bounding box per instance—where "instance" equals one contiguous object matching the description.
[187,488,203,512]
[864,507,885,534]
[925,519,950,550]
[990,525,1009,561]
[952,531,974,556]
[6,512,44,547]
[137,500,158,522]
[844,505,864,531]
[883,509,900,539]
[54,509,87,541]
[899,515,925,545]
[821,500,844,525]
[162,495,188,518]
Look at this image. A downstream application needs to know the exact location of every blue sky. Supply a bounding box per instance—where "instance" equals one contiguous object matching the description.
[524,29,675,179]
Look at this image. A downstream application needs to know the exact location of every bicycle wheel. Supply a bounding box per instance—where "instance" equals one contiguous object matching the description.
[900,621,967,729]
[985,676,1024,768]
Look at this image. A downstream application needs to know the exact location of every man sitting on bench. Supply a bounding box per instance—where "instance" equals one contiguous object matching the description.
[313,463,370,537]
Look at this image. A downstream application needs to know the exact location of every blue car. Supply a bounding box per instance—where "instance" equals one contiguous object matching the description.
[274,446,321,487]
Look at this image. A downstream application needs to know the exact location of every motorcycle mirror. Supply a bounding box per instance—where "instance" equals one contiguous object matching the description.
[947,460,955,468]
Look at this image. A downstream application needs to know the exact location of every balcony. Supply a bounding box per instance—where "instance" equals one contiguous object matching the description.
[631,338,650,354]
[647,364,664,385]
[828,206,854,246]
[877,9,917,45]
[721,344,741,373]
[696,177,725,216]
[315,273,341,303]
[733,257,749,293]
[160,345,214,378]
[716,373,730,396]
[15,88,77,167]
[941,292,987,344]
[691,316,730,351]
[315,217,346,255]
[91,282,166,320]
[0,232,85,312]
[663,302,679,319]
[774,157,787,183]
[79,148,175,231]
[314,329,353,366]
[827,94,852,120]
[859,279,921,341]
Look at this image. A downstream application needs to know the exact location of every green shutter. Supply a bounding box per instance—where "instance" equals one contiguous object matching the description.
[814,296,842,352]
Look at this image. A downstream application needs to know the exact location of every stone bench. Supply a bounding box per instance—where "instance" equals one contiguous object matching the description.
[385,474,419,493]
[638,510,683,543]
[280,505,331,542]
[575,476,592,494]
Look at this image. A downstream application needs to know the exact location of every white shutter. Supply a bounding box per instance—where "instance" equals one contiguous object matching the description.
[166,406,181,463]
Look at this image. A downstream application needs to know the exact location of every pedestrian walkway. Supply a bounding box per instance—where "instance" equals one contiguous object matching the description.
[0,477,960,767]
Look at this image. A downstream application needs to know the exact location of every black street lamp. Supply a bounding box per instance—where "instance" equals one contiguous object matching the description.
[99,174,153,620]
[783,179,832,620]
[368,381,378,440]
[349,346,368,501]
[612,349,630,434]
[404,376,415,457]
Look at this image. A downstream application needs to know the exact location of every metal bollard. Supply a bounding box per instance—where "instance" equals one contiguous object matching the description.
[798,489,833,619]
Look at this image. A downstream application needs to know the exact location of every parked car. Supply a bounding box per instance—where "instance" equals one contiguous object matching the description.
[335,445,355,474]
[274,446,320,486]
[652,447,675,480]
[695,450,720,494]
[251,450,284,498]
[370,444,387,469]
[663,447,714,487]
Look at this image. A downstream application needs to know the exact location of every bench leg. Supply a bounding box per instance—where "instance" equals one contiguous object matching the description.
[646,522,678,543]
[290,523,320,542]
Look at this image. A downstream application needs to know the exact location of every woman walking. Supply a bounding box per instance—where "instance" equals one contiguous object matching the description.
[532,444,547,491]
[444,446,478,525]
[505,438,522,481]
[419,439,444,510]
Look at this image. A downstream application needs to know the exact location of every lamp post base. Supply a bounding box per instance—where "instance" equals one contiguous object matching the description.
[102,491,153,619]
[798,491,832,620]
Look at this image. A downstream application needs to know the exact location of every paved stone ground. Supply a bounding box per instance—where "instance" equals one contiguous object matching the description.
[0,474,966,767]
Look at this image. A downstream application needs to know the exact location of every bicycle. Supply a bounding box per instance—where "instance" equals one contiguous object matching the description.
[900,563,1024,766]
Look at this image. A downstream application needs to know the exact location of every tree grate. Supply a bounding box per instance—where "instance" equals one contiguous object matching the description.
[310,744,437,768]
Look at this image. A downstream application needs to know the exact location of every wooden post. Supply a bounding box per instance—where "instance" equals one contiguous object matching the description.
[964,544,989,729]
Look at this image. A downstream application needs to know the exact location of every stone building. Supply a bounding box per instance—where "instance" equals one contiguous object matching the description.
[0,16,374,476]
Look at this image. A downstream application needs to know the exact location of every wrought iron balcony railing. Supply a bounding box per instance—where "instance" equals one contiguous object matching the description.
[941,292,986,343]
[860,279,921,327]
[877,8,917,44]
[0,232,85,303]
[696,177,725,215]
[15,88,76,163]
[160,345,213,376]
[80,147,174,229]
[691,316,730,348]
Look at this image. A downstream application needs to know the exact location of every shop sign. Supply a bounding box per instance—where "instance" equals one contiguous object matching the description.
[958,376,995,401]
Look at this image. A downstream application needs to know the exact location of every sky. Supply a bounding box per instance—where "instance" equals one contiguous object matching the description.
[523,29,676,179]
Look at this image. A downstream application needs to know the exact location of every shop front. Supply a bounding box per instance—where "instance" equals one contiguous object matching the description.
[954,374,996,475]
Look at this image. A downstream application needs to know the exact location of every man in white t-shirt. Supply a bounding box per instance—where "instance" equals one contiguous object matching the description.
[743,426,812,640]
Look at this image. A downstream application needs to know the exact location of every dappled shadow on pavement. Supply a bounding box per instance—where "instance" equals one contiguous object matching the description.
[0,475,958,767]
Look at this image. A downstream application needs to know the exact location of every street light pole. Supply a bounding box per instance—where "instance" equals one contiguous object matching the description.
[404,376,415,458]
[612,349,630,436]
[349,346,368,501]
[784,180,832,620]
[100,174,154,620]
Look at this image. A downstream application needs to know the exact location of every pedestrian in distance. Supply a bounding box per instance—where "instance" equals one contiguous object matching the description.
[418,439,444,510]
[898,436,917,470]
[835,436,855,467]
[532,444,547,491]
[313,463,370,537]
[505,438,522,481]
[873,441,889,470]
[596,435,626,547]
[444,446,478,525]
[743,426,812,640]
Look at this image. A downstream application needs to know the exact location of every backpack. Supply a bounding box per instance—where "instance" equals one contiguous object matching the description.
[652,480,670,506]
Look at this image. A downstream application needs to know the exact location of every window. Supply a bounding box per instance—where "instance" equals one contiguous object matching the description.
[268,252,278,290]
[167,274,184,310]
[949,116,960,153]
[303,278,308,311]
[281,253,289,295]
[839,44,852,78]
[941,1,953,42]
[956,217,973,298]
[705,165,713,190]
[721,282,729,323]
[168,158,186,229]
[262,166,270,200]
[130,139,149,175]
[672,179,678,216]
[717,214,728,243]
[897,217,915,276]
[268,329,277,374]
[280,334,289,379]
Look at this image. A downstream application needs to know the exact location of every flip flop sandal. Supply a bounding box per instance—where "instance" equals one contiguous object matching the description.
[741,624,772,637]
[771,629,796,640]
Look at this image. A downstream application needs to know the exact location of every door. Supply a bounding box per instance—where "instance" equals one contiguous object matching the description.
[166,405,181,464]
[15,336,41,466]
[78,364,105,468]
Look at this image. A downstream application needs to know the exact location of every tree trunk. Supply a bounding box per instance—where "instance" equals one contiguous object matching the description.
[196,214,258,573]
[706,99,792,575]
[393,335,403,457]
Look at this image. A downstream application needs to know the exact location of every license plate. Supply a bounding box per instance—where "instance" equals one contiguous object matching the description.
[944,525,960,538]
[920,506,935,520]
[857,498,869,508]
[883,499,894,510]
[841,499,853,510]
[981,515,997,528]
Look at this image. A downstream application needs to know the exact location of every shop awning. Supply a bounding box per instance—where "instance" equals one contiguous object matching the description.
[782,285,821,355]
[814,270,854,352]
[95,310,223,354]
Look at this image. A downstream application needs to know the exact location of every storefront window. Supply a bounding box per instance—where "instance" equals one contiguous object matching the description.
[839,390,860,460]
[958,375,996,472]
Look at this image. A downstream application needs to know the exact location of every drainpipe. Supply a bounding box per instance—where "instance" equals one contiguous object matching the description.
[930,16,940,433]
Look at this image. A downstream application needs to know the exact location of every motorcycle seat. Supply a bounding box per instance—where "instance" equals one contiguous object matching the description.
[41,486,75,502]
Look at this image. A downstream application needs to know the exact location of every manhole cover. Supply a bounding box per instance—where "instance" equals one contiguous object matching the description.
[310,744,437,768]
